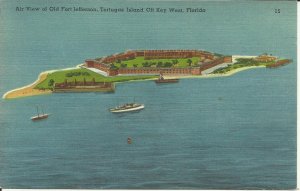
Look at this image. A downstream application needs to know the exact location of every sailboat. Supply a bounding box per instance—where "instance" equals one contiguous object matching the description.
[31,106,49,121]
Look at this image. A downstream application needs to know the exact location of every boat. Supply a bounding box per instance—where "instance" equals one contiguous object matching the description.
[155,73,179,83]
[109,103,144,113]
[127,137,132,144]
[31,106,49,121]
[31,114,49,121]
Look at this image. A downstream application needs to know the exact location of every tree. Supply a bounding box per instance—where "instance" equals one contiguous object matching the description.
[110,64,118,69]
[187,59,193,66]
[82,72,90,76]
[48,79,55,87]
[172,59,178,65]
[65,72,73,77]
[121,63,127,68]
[164,62,172,67]
[74,72,81,76]
[142,62,150,67]
[157,62,163,68]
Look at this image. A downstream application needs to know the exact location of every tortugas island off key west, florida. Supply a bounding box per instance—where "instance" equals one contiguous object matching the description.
[3,49,291,99]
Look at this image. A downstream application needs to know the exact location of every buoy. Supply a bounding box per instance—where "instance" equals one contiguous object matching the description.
[127,137,132,144]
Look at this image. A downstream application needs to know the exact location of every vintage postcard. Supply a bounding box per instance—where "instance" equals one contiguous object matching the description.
[0,0,297,189]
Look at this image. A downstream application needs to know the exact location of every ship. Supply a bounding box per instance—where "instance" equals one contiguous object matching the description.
[155,73,179,83]
[109,103,144,113]
[31,106,49,121]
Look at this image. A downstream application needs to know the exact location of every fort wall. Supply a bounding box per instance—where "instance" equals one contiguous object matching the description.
[117,67,198,75]
[100,50,215,63]
[85,50,232,76]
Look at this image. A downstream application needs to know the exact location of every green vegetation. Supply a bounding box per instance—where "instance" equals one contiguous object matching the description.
[212,58,275,74]
[113,56,200,68]
[48,79,55,87]
[65,71,90,77]
[35,68,157,90]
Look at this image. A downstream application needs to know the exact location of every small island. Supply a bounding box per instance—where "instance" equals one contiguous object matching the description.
[3,49,291,99]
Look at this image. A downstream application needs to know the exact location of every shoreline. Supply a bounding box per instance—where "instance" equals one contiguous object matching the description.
[3,65,265,99]
[2,72,52,99]
[2,64,84,99]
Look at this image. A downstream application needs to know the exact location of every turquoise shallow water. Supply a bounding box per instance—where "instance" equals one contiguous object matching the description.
[0,0,297,189]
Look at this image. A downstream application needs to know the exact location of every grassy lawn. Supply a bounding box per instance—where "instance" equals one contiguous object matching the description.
[212,58,275,74]
[35,68,157,90]
[113,56,200,68]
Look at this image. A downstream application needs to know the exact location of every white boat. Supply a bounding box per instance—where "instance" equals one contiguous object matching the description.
[31,114,49,121]
[109,103,144,113]
[31,106,49,121]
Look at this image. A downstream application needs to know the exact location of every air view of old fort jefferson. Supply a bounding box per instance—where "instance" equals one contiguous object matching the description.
[3,49,291,99]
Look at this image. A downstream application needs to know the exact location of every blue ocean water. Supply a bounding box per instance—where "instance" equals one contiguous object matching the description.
[0,0,296,189]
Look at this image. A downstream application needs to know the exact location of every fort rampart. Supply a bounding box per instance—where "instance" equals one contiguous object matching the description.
[84,50,232,76]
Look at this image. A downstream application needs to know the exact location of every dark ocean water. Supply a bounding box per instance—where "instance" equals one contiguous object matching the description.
[0,0,296,189]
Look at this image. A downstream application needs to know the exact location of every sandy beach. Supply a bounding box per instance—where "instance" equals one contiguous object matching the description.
[2,64,84,99]
[2,65,265,99]
[2,72,52,99]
